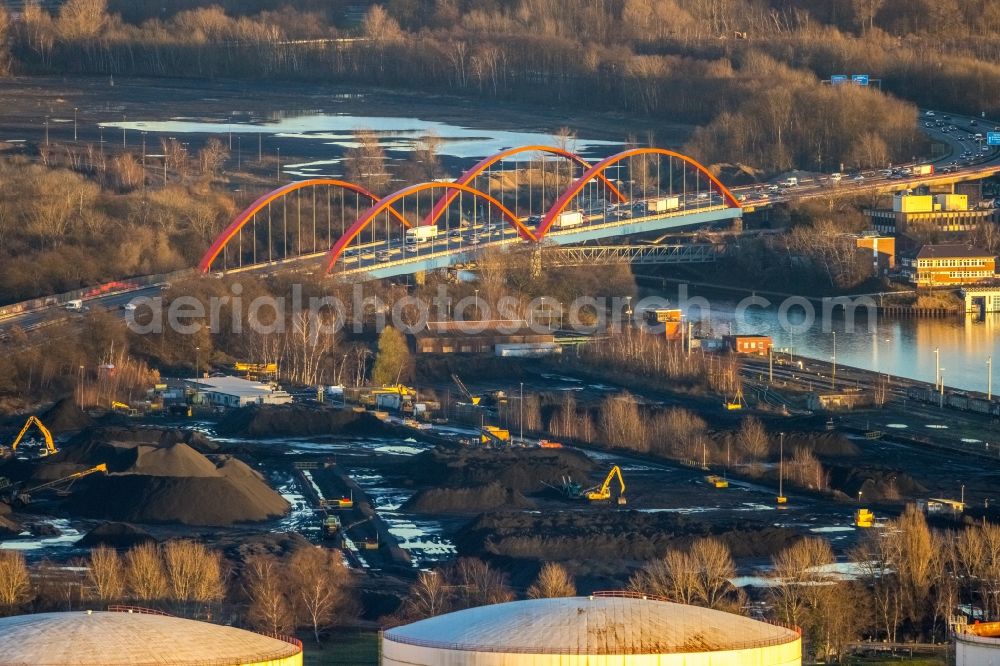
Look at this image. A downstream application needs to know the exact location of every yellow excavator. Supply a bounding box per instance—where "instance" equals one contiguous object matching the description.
[586,465,627,505]
[451,374,482,406]
[111,401,139,417]
[4,463,108,506]
[8,416,58,457]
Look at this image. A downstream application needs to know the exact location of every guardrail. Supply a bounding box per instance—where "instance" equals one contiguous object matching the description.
[107,604,173,616]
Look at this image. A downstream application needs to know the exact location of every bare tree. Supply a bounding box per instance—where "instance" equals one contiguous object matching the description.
[198,138,229,178]
[345,130,390,194]
[0,550,32,609]
[738,416,770,462]
[527,563,576,598]
[125,542,167,602]
[402,570,449,619]
[287,546,351,644]
[163,540,225,605]
[87,546,124,602]
[629,538,738,610]
[244,555,292,634]
[362,5,403,42]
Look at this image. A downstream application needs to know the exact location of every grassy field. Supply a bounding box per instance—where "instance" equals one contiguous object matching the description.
[301,631,379,665]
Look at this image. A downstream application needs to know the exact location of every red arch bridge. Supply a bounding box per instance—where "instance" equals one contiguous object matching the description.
[199,146,743,280]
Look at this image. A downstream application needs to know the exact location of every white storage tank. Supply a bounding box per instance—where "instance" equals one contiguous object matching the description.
[382,594,801,666]
[0,610,303,665]
[955,621,1000,665]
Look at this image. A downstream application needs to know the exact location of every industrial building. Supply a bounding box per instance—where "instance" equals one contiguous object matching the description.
[865,193,997,236]
[954,620,1000,665]
[855,234,896,272]
[413,320,556,355]
[899,243,997,286]
[723,334,773,355]
[0,610,303,665]
[187,375,293,407]
[382,594,801,665]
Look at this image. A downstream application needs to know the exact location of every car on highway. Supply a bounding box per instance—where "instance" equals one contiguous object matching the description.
[852,174,865,182]
[375,250,391,261]
[925,110,935,116]
[120,302,138,312]
[468,236,481,245]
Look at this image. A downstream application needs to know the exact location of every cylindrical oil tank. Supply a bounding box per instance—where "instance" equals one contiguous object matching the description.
[0,610,303,666]
[956,622,1000,665]
[383,594,801,666]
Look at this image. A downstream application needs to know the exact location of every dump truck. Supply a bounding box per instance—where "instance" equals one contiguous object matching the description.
[706,474,729,489]
[912,164,934,176]
[479,426,510,447]
[552,211,584,229]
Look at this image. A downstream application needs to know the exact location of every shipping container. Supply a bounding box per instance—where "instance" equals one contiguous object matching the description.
[646,197,680,213]
[553,211,584,229]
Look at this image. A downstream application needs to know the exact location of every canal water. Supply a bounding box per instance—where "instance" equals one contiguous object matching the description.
[665,286,999,394]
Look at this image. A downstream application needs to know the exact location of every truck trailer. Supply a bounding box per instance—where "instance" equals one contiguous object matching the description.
[912,164,935,176]
[646,197,680,213]
[405,225,439,244]
[552,211,584,229]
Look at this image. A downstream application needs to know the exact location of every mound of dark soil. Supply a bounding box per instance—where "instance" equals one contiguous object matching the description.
[43,426,287,526]
[403,482,535,513]
[786,432,860,459]
[455,510,797,562]
[77,522,156,549]
[216,404,391,438]
[404,447,594,494]
[40,397,94,432]
[827,465,926,501]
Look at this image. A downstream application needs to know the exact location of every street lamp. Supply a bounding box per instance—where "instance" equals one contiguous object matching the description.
[831,330,837,390]
[989,355,993,401]
[195,346,200,379]
[122,112,126,148]
[44,115,49,146]
[474,289,480,320]
[934,347,940,390]
[519,381,524,445]
[73,107,78,141]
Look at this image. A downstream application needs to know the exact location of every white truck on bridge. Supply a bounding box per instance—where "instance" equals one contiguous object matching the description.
[553,211,584,229]
[646,196,680,213]
[405,225,439,244]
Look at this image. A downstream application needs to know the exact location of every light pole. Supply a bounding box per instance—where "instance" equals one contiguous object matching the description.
[474,289,480,320]
[934,347,940,390]
[73,107,78,141]
[195,346,200,379]
[78,365,84,409]
[519,382,524,445]
[122,113,126,148]
[831,330,836,390]
[44,115,49,146]
[777,432,786,504]
[989,355,993,401]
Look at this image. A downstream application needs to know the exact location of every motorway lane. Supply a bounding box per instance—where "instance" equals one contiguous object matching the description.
[2,109,997,333]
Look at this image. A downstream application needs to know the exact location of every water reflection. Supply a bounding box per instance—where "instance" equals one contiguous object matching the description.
[685,293,998,393]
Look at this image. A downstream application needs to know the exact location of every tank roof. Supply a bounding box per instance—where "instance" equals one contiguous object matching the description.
[384,595,800,654]
[0,611,301,665]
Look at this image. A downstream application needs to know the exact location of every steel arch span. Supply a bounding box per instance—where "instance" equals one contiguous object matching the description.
[538,148,742,240]
[198,179,407,273]
[422,145,627,228]
[324,182,534,274]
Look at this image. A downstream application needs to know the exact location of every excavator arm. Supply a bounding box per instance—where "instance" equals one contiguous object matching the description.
[451,374,481,406]
[10,416,57,455]
[586,465,626,504]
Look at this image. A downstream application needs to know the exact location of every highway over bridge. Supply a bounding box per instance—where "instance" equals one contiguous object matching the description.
[197,110,1000,282]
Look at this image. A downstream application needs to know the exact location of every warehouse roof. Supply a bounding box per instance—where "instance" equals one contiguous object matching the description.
[188,375,279,398]
[383,595,800,654]
[0,611,301,665]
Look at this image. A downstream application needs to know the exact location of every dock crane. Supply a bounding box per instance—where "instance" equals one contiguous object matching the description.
[585,465,627,505]
[7,416,58,457]
[4,463,108,506]
[451,374,481,406]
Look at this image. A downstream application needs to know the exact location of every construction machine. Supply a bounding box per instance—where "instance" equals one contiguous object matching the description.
[479,425,510,447]
[724,387,745,411]
[585,465,627,505]
[854,508,875,528]
[706,474,729,489]
[111,401,139,417]
[8,416,58,457]
[5,463,108,506]
[451,374,482,406]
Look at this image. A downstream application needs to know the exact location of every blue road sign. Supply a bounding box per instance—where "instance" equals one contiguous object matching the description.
[852,74,870,86]
[988,132,1000,146]
[831,75,848,86]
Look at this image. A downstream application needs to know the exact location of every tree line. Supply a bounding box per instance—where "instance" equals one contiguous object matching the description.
[0,539,352,644]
